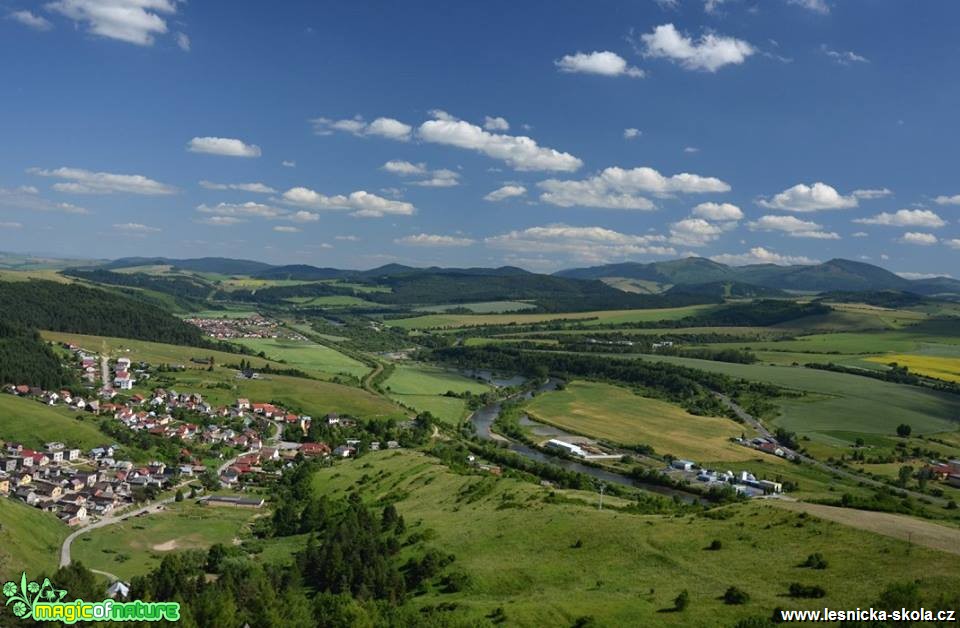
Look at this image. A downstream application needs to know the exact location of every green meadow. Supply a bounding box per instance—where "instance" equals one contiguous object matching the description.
[233,337,370,380]
[0,499,68,580]
[383,364,491,425]
[0,394,107,450]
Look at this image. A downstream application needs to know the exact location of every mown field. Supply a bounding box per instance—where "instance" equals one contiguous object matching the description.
[523,381,759,462]
[414,301,538,313]
[0,394,107,449]
[72,500,259,582]
[383,364,491,425]
[387,304,716,330]
[233,337,370,380]
[285,295,384,308]
[0,499,68,580]
[299,450,960,627]
[614,354,960,444]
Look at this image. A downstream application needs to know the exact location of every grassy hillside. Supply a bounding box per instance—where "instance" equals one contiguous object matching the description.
[233,337,370,380]
[524,381,758,462]
[303,450,960,627]
[388,305,715,330]
[0,499,68,580]
[383,364,491,425]
[0,394,107,449]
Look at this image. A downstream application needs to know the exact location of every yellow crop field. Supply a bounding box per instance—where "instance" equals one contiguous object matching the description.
[866,353,960,383]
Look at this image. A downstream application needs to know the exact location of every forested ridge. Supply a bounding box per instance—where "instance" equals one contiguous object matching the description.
[0,321,74,389]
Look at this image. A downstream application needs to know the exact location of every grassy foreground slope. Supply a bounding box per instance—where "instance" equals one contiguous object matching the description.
[0,499,67,580]
[309,451,960,627]
[524,381,757,462]
[0,394,106,449]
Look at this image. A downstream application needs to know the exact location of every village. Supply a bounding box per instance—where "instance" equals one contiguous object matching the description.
[0,341,401,527]
[183,314,306,341]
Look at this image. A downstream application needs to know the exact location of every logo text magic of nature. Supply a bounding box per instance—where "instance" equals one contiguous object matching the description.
[3,573,180,624]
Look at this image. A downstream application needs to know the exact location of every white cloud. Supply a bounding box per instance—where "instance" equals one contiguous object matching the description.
[757,182,861,212]
[335,235,359,241]
[29,166,176,195]
[395,233,475,247]
[282,160,296,168]
[273,226,301,233]
[852,231,868,238]
[692,201,743,221]
[199,181,276,194]
[655,0,680,9]
[683,146,700,153]
[197,216,245,226]
[0,186,89,213]
[851,188,892,199]
[555,51,644,78]
[538,166,730,209]
[113,222,160,233]
[669,218,724,246]
[9,10,53,30]
[900,232,938,246]
[187,137,261,158]
[483,116,510,131]
[418,115,582,172]
[412,168,460,188]
[281,187,415,218]
[0,222,23,229]
[288,210,319,222]
[176,32,190,51]
[788,0,830,14]
[47,0,177,46]
[854,209,946,229]
[704,0,728,13]
[484,185,527,202]
[485,224,675,264]
[711,246,818,266]
[821,44,869,65]
[311,116,412,141]
[748,214,840,239]
[623,128,641,140]
[897,272,952,280]
[196,202,285,218]
[946,239,960,250]
[639,23,754,72]
[382,160,427,175]
[934,194,960,206]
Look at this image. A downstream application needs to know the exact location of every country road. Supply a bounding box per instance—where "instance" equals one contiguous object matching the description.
[716,393,949,507]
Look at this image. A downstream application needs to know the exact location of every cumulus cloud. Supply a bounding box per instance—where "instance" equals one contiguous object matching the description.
[187,137,261,158]
[748,214,840,239]
[0,186,89,213]
[852,231,868,238]
[113,222,160,233]
[854,209,946,228]
[47,0,177,46]
[311,116,412,141]
[934,194,960,206]
[757,182,864,212]
[821,44,869,65]
[485,224,675,264]
[538,166,730,210]
[418,115,582,172]
[639,23,754,72]
[196,202,285,218]
[555,51,644,78]
[788,0,830,14]
[29,167,176,195]
[199,181,275,194]
[273,226,301,233]
[623,128,641,140]
[281,187,415,218]
[413,168,460,188]
[669,218,724,246]
[852,188,892,199]
[197,216,245,226]
[9,10,53,30]
[711,246,818,266]
[484,185,527,202]
[483,116,510,131]
[176,32,190,51]
[335,235,359,241]
[900,232,938,246]
[0,222,23,229]
[282,160,296,168]
[692,202,743,221]
[395,233,476,247]
[382,160,427,175]
[946,239,960,250]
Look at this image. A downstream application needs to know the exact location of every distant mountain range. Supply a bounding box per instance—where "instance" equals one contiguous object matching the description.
[75,255,960,298]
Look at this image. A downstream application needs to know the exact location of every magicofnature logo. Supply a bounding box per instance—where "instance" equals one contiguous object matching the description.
[3,572,180,624]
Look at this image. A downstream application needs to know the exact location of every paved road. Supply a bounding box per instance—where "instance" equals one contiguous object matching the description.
[716,393,948,507]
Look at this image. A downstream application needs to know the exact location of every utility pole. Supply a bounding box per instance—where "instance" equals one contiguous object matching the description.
[598,482,606,511]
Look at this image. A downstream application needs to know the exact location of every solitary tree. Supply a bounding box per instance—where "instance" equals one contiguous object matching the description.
[896,423,912,438]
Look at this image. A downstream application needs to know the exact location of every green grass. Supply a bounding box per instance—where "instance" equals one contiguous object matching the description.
[387,305,716,330]
[0,499,68,580]
[301,450,960,627]
[233,337,370,380]
[615,353,960,444]
[0,394,107,450]
[182,309,260,319]
[414,301,538,313]
[524,381,761,462]
[71,500,258,581]
[383,364,491,425]
[285,295,384,308]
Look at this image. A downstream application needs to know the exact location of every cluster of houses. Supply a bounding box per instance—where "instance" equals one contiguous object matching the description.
[183,315,303,341]
[925,459,960,489]
[736,436,796,460]
[669,458,782,497]
[0,440,175,525]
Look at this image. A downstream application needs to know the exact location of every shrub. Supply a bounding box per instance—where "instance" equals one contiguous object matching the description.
[723,586,750,605]
[789,583,826,599]
[707,539,723,551]
[801,553,828,569]
[674,589,690,611]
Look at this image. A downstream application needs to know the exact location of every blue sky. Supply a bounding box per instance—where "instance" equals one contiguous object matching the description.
[1,0,958,276]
